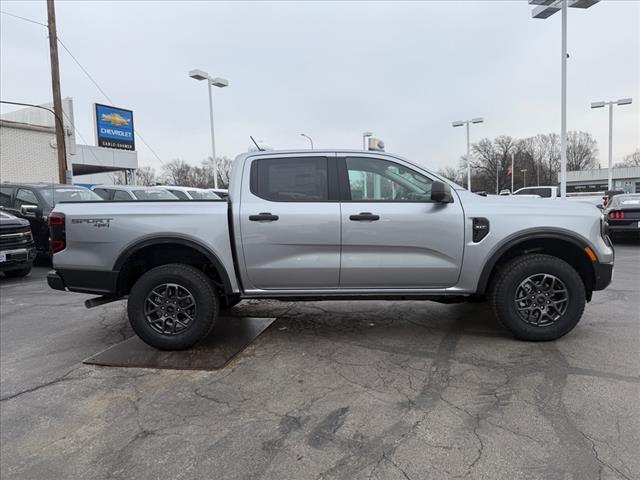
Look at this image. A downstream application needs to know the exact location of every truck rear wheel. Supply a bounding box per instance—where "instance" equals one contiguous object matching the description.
[127,264,218,350]
[490,254,585,341]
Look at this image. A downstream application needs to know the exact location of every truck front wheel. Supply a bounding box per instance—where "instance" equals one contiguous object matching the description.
[127,264,218,350]
[490,254,585,341]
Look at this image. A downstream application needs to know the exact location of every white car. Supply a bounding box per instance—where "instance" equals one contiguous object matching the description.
[207,188,229,199]
[154,186,220,200]
[91,185,178,201]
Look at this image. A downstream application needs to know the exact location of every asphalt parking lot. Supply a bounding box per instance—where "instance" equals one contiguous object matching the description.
[1,243,639,480]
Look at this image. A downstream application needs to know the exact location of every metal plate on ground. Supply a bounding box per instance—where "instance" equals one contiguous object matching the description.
[84,316,276,371]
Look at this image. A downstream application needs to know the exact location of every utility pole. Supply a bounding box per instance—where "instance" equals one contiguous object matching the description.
[47,0,68,184]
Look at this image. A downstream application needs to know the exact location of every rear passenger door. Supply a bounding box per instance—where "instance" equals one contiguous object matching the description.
[239,154,341,290]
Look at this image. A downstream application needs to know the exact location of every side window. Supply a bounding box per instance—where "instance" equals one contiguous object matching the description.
[344,157,433,202]
[15,188,39,208]
[252,157,328,202]
[169,189,189,200]
[0,187,13,208]
[93,188,112,200]
[113,190,132,201]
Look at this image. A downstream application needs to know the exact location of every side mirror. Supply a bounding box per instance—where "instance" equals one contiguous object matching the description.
[431,181,453,203]
[20,204,42,218]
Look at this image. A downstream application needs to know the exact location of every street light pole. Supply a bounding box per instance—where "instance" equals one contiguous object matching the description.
[189,69,229,189]
[206,80,217,187]
[608,101,613,189]
[591,98,633,190]
[560,0,567,197]
[466,122,471,191]
[452,118,484,191]
[511,153,515,193]
[300,133,314,149]
[529,0,601,197]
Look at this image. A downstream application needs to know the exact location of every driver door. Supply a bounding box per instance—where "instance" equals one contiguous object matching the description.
[338,156,465,289]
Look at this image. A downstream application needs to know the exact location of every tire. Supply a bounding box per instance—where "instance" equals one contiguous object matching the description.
[490,254,585,341]
[3,266,32,278]
[127,264,218,350]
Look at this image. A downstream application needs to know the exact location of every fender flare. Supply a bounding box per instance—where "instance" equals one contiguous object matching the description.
[475,228,597,295]
[113,234,233,295]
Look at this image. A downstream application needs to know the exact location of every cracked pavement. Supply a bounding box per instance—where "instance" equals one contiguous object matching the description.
[1,243,638,479]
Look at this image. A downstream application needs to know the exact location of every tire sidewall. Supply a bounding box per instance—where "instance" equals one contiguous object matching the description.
[128,265,218,350]
[495,256,585,341]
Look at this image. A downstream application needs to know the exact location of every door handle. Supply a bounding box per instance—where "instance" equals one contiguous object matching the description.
[349,212,380,221]
[249,212,279,222]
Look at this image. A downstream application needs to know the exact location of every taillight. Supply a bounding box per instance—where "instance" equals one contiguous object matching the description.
[608,210,624,220]
[48,212,66,253]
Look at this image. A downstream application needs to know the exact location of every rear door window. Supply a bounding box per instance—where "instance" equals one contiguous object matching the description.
[0,187,13,208]
[168,189,189,200]
[252,157,329,202]
[15,188,39,208]
[113,190,132,201]
[93,188,113,200]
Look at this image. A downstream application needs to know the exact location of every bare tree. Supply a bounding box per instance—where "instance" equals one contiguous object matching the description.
[615,148,640,167]
[438,166,463,185]
[566,131,599,171]
[162,159,194,186]
[112,171,126,185]
[136,166,158,186]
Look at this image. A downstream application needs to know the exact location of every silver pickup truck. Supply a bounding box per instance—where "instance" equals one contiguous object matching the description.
[47,150,614,349]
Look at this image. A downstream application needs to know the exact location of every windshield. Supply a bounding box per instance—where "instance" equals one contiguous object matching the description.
[188,190,220,200]
[133,189,177,200]
[40,187,102,205]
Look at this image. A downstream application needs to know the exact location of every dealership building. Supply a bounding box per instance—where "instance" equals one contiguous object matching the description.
[0,98,137,185]
[565,166,640,194]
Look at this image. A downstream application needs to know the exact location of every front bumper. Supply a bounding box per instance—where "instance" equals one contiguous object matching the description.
[593,261,614,291]
[0,247,36,272]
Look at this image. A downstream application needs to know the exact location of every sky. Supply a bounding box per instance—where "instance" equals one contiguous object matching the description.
[1,0,638,173]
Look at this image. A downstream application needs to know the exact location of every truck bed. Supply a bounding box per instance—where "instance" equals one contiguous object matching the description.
[52,200,237,293]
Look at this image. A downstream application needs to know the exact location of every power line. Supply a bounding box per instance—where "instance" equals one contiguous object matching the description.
[0,10,46,27]
[0,9,165,166]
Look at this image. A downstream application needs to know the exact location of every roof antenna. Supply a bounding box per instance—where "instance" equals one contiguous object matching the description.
[249,135,263,151]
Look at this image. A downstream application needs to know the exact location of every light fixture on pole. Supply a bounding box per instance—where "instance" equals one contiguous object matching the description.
[189,69,229,189]
[300,133,314,149]
[362,131,373,150]
[521,169,528,188]
[591,98,632,190]
[529,0,600,197]
[452,117,484,191]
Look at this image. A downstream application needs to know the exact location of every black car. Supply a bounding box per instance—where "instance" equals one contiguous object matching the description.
[0,183,102,256]
[604,193,640,238]
[0,211,37,277]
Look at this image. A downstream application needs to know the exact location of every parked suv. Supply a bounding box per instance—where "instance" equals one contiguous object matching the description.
[0,211,36,277]
[0,183,102,256]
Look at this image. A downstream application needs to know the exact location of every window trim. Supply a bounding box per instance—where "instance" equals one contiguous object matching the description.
[337,157,445,203]
[249,156,339,202]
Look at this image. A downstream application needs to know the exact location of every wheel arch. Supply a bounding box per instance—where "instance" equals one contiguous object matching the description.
[476,228,598,299]
[113,235,233,296]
